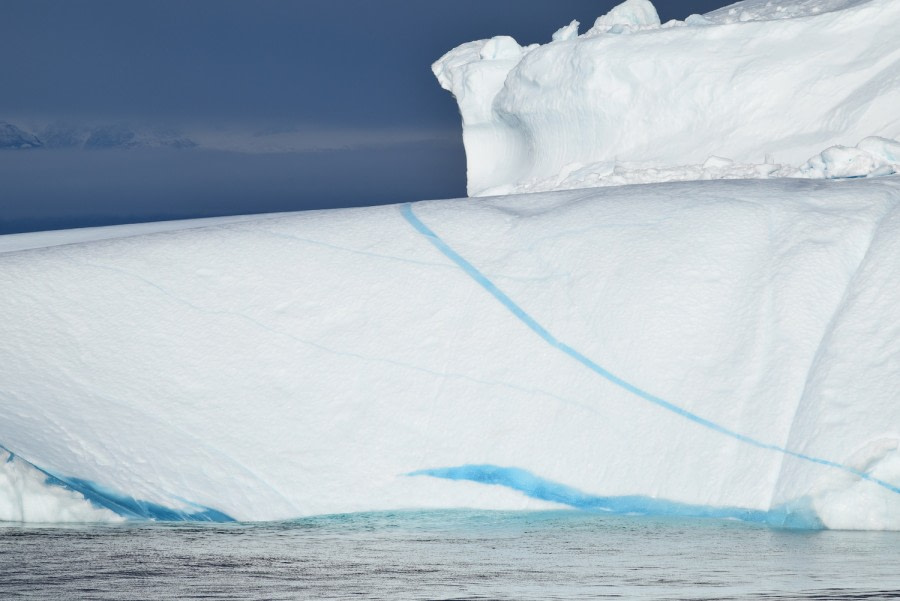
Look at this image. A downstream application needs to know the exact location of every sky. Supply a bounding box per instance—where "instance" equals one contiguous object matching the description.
[0,0,732,234]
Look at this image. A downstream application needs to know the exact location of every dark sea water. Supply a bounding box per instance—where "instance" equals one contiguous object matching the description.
[2,510,899,600]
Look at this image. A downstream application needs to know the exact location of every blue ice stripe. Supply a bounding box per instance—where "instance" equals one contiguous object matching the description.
[0,443,234,522]
[410,464,823,529]
[400,202,900,496]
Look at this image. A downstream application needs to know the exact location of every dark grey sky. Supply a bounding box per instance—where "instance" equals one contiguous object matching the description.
[0,0,732,234]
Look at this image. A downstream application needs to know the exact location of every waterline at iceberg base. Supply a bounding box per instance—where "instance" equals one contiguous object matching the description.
[1,176,899,530]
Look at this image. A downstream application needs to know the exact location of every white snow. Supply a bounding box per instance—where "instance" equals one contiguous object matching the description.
[433,0,900,196]
[0,214,277,255]
[704,0,875,24]
[479,137,900,195]
[1,177,899,529]
[583,0,660,36]
[552,20,580,43]
[802,137,900,179]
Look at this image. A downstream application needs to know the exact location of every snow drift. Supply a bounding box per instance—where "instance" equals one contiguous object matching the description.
[433,0,900,195]
[1,176,899,529]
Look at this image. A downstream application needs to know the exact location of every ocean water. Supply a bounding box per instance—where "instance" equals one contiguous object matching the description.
[2,510,898,600]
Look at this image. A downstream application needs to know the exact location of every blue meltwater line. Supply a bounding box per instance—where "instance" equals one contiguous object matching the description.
[399,202,900,496]
[408,464,824,529]
[0,442,235,522]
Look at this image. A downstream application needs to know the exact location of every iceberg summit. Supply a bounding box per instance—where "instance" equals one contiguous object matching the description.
[1,0,900,530]
[434,0,900,195]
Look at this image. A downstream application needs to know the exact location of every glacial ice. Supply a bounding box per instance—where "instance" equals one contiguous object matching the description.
[434,0,900,195]
[1,176,899,529]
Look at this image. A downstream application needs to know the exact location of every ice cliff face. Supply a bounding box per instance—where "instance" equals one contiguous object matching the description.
[433,0,900,195]
[1,177,899,529]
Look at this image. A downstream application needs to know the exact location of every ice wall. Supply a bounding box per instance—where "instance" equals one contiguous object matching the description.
[1,177,899,529]
[433,0,900,195]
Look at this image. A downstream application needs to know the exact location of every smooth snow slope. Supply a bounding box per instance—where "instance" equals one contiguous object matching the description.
[434,0,900,196]
[1,177,899,529]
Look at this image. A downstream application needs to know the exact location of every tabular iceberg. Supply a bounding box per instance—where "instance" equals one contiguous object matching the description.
[2,0,900,530]
[1,176,899,529]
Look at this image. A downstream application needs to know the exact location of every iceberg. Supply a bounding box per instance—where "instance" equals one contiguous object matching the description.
[1,0,899,529]
[1,176,899,529]
[433,0,900,195]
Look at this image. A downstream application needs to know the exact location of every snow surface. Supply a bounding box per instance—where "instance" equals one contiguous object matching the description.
[0,214,280,255]
[704,0,875,23]
[1,177,899,529]
[433,0,900,196]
